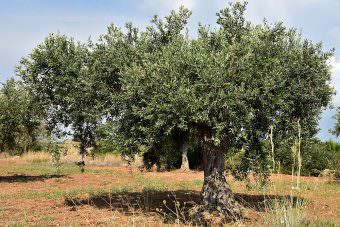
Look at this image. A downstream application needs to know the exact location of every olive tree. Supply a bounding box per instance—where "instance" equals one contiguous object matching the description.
[117,2,333,220]
[17,34,104,163]
[0,78,44,152]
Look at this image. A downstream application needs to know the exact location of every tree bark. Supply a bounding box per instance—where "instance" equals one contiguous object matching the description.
[180,140,190,171]
[190,135,242,224]
[201,144,241,216]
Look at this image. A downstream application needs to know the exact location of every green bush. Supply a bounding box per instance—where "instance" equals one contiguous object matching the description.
[92,140,119,156]
[223,139,339,178]
[275,139,340,176]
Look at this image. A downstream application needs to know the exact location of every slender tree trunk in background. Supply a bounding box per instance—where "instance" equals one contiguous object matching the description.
[297,120,302,189]
[270,125,275,172]
[180,140,190,171]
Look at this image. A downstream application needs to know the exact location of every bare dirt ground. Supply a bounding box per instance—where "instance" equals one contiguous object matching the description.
[0,159,339,226]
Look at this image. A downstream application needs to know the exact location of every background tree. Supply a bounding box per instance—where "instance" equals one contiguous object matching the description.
[0,78,44,153]
[17,35,105,166]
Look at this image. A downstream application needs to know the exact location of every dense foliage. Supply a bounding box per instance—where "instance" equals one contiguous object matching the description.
[0,78,44,153]
[17,35,110,159]
[113,2,332,171]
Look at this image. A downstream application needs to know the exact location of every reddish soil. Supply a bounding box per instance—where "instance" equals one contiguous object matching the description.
[0,160,339,226]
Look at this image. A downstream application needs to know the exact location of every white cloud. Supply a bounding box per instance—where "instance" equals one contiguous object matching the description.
[329,56,340,106]
[330,56,340,72]
[139,0,195,14]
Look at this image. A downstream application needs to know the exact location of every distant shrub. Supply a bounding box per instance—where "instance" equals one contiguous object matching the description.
[223,139,339,178]
[21,151,50,163]
[275,139,340,176]
[92,140,119,156]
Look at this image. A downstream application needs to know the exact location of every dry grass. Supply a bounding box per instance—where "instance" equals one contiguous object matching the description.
[87,153,124,166]
[1,140,143,167]
[60,141,143,167]
[21,151,51,163]
[263,197,307,227]
[0,152,10,159]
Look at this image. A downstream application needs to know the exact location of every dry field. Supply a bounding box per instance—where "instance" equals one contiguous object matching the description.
[0,155,339,226]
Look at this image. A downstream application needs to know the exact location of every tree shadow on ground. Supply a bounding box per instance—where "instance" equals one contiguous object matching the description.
[0,174,66,183]
[64,189,302,223]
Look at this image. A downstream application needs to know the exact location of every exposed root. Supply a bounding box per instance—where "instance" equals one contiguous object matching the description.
[189,168,243,225]
[189,204,243,226]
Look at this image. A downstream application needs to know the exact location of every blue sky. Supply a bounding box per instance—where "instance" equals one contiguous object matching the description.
[0,0,339,141]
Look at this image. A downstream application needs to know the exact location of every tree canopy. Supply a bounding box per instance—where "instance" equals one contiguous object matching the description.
[114,2,334,220]
[0,78,44,152]
[17,34,110,158]
[15,1,334,222]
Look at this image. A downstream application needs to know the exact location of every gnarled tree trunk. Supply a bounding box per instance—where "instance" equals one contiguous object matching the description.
[180,140,190,171]
[201,144,241,217]
[190,135,242,224]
